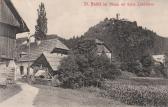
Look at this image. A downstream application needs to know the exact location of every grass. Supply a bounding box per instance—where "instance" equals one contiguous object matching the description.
[100,77,168,106]
[33,84,139,107]
[0,84,22,103]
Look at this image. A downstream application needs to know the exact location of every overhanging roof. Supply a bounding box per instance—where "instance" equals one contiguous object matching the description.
[3,0,29,33]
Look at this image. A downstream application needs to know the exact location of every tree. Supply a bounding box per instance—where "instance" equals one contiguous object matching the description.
[35,2,47,40]
[58,53,83,88]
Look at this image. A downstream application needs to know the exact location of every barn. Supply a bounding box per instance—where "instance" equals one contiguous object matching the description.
[16,37,70,78]
[0,0,29,83]
[0,0,29,62]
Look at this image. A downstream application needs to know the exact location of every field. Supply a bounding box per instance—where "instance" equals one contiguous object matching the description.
[33,84,139,107]
[0,84,22,103]
[1,77,168,107]
[100,77,168,106]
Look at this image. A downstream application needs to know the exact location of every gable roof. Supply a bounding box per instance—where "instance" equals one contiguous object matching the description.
[0,0,29,33]
[16,35,64,46]
[95,39,104,44]
[32,52,67,71]
[83,38,111,53]
[97,44,111,53]
[18,38,70,62]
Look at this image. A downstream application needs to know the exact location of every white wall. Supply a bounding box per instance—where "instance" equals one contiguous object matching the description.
[16,61,34,79]
[97,52,112,60]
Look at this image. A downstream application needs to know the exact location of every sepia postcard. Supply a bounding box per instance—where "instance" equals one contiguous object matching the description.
[0,0,168,107]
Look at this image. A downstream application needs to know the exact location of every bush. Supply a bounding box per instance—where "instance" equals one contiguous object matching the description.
[58,52,121,88]
[58,39,121,88]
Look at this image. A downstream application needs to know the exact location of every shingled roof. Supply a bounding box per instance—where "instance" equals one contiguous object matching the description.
[32,52,67,72]
[18,38,70,62]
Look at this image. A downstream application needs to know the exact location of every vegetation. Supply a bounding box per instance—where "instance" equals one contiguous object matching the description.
[58,40,121,88]
[100,78,168,106]
[35,2,48,40]
[61,18,168,77]
[33,84,131,107]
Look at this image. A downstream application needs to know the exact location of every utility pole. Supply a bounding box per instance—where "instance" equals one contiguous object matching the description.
[27,33,33,83]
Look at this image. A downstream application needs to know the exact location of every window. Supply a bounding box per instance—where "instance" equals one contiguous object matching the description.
[20,66,24,75]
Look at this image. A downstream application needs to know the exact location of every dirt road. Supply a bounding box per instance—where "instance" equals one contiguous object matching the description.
[0,82,39,107]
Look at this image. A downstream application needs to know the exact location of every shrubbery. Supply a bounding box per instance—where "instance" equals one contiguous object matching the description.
[58,40,121,88]
[58,53,120,88]
[121,54,155,77]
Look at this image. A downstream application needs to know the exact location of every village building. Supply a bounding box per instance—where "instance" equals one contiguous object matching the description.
[0,0,29,62]
[0,0,29,82]
[94,39,112,60]
[152,55,166,65]
[83,38,113,62]
[31,52,68,78]
[16,37,70,79]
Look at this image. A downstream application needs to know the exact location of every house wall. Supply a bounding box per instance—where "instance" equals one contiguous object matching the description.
[55,53,67,57]
[0,60,16,81]
[16,61,34,79]
[0,0,19,60]
[0,23,17,60]
[97,52,112,60]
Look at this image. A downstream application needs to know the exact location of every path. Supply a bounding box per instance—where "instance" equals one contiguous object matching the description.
[0,82,39,107]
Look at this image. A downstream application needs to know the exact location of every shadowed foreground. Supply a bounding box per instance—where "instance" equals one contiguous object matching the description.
[0,82,39,107]
[0,84,21,103]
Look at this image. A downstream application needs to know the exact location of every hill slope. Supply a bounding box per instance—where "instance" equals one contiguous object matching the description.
[65,18,168,62]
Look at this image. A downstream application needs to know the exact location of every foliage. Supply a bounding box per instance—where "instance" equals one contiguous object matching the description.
[58,54,82,89]
[100,79,168,106]
[58,39,121,88]
[120,54,153,77]
[62,18,168,77]
[35,2,48,40]
[65,18,161,62]
[140,54,153,67]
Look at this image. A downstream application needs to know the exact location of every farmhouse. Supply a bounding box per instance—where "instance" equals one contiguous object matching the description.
[152,55,166,65]
[31,52,68,78]
[83,38,114,62]
[94,39,112,60]
[16,37,70,78]
[0,0,29,82]
[0,0,29,62]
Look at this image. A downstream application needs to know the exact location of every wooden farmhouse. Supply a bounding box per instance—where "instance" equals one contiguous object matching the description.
[31,52,68,78]
[83,38,113,61]
[0,0,29,82]
[16,37,70,78]
[94,39,112,60]
[0,0,29,61]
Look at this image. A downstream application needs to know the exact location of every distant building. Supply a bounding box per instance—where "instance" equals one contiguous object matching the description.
[94,39,112,60]
[152,55,166,64]
[16,37,70,78]
[83,38,113,62]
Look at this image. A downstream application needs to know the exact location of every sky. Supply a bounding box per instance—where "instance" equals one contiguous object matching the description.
[12,0,168,39]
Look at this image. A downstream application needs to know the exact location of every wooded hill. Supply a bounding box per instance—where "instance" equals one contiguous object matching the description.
[63,18,168,63]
